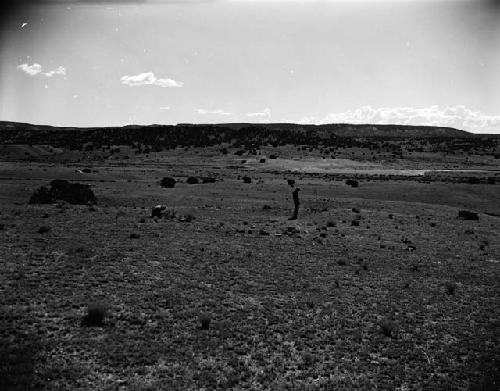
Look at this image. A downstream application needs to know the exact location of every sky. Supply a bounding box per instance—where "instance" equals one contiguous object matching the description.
[0,0,499,133]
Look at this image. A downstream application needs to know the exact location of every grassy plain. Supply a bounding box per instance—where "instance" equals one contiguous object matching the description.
[0,144,499,390]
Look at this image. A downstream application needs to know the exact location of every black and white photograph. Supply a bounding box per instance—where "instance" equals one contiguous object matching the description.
[0,0,499,389]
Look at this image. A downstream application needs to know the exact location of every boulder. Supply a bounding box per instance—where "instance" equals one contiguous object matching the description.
[151,205,167,218]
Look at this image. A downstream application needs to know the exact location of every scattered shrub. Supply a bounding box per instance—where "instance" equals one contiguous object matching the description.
[445,281,456,295]
[29,180,96,205]
[199,312,211,330]
[458,210,479,220]
[160,177,176,188]
[326,221,336,227]
[37,226,50,234]
[82,303,107,327]
[242,176,252,184]
[337,259,347,266]
[186,176,199,184]
[379,318,396,338]
[201,177,216,184]
[259,158,266,163]
[346,179,359,188]
[262,204,271,210]
[179,213,195,223]
[29,186,52,204]
[130,233,140,239]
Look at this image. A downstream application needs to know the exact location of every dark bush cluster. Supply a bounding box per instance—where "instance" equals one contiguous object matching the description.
[160,177,176,188]
[458,210,479,221]
[29,180,96,205]
[346,179,359,188]
[82,303,107,327]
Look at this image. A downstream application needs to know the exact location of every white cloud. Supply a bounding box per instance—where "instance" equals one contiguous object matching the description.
[120,72,183,88]
[43,66,66,77]
[17,63,66,78]
[17,63,42,76]
[160,106,170,110]
[246,108,271,122]
[196,108,232,115]
[297,105,500,134]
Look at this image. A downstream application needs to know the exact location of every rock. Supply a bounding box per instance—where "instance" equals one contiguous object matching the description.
[151,204,168,218]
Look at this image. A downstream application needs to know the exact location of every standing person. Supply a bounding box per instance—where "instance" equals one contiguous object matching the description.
[289,186,301,220]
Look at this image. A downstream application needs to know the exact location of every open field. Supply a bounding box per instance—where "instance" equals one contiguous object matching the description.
[0,139,499,390]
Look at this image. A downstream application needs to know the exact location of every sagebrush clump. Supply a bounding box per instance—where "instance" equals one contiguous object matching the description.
[82,303,107,327]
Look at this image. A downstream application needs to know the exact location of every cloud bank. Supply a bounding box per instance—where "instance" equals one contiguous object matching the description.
[298,106,500,134]
[196,108,232,116]
[17,63,66,77]
[120,72,183,88]
[246,108,271,122]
